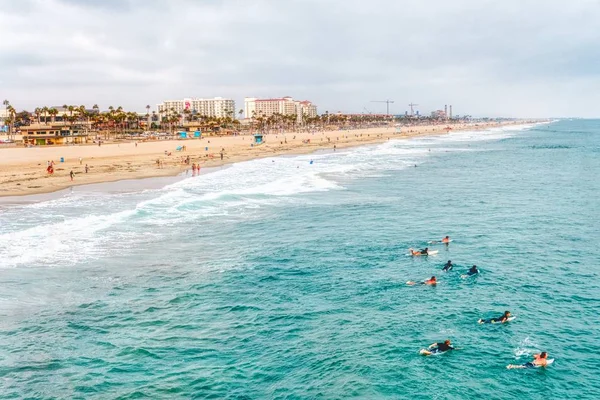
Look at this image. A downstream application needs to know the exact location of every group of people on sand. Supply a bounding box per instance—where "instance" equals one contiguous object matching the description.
[191,163,201,174]
[411,236,552,370]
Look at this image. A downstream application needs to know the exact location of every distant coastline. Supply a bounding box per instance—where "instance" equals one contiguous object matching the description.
[0,121,534,198]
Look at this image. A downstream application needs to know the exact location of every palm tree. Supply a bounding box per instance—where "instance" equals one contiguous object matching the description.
[238,109,244,119]
[42,106,49,124]
[6,105,16,140]
[2,100,9,134]
[34,107,41,124]
[49,108,58,123]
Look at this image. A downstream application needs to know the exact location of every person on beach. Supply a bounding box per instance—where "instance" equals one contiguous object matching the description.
[85,164,89,173]
[479,311,511,324]
[507,352,549,369]
[442,260,453,272]
[69,170,74,181]
[79,157,82,165]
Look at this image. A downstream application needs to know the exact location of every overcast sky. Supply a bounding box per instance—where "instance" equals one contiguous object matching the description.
[1,0,599,117]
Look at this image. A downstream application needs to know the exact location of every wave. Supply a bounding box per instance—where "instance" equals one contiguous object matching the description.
[0,124,528,268]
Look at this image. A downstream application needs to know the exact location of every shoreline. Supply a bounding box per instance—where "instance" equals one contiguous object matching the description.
[0,122,532,199]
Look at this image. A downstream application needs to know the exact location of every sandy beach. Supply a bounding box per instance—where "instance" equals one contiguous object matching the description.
[0,122,524,197]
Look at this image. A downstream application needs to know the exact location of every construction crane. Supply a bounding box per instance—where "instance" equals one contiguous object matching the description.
[408,103,419,116]
[371,100,395,115]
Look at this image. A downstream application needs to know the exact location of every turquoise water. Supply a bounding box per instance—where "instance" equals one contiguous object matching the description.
[1,121,599,399]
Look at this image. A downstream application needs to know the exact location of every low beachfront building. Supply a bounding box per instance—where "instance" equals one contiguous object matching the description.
[157,97,235,119]
[20,124,91,145]
[244,97,318,123]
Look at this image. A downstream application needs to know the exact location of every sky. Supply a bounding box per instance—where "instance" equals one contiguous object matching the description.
[1,0,599,117]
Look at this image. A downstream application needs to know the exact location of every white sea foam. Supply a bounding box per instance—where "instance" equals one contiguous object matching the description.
[0,124,531,268]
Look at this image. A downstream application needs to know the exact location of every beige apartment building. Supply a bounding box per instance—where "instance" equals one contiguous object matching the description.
[244,97,317,123]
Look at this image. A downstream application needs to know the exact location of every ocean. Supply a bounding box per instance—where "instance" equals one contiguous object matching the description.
[1,120,599,399]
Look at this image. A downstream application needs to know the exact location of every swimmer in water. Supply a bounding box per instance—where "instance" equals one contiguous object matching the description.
[507,352,549,369]
[441,236,451,243]
[442,260,453,272]
[479,311,511,324]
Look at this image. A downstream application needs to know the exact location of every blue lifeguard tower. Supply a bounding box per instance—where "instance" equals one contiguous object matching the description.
[254,134,264,145]
[179,131,187,139]
[194,130,201,138]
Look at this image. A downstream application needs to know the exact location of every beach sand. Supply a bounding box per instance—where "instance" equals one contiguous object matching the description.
[0,122,522,197]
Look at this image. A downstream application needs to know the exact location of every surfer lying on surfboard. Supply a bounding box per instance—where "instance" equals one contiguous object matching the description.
[507,352,552,369]
[420,339,455,355]
[479,311,513,324]
[409,247,437,256]
[406,276,437,286]
[429,236,451,244]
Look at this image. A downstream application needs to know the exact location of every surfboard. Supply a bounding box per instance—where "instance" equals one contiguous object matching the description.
[420,348,448,356]
[478,316,516,324]
[428,240,453,244]
[408,250,439,256]
[460,272,478,279]
[406,281,437,286]
[507,358,554,369]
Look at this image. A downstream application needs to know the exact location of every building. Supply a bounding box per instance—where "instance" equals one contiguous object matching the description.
[431,110,447,119]
[244,97,317,123]
[157,97,235,119]
[298,100,318,120]
[20,124,90,145]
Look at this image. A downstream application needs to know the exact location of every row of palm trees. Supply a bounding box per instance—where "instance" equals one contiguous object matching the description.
[2,100,471,141]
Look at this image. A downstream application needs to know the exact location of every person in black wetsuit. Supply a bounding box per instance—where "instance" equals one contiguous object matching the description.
[479,311,511,324]
[429,339,454,353]
[467,265,479,275]
[420,247,429,255]
[442,260,453,272]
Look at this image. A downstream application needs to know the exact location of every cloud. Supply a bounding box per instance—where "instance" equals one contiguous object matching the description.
[0,0,599,117]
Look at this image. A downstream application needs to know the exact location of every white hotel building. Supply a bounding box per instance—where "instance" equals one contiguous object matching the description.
[157,97,235,118]
[244,97,318,123]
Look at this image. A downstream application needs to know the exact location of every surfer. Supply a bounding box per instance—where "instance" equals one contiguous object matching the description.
[426,340,454,354]
[442,236,451,243]
[423,276,437,285]
[407,276,437,286]
[410,247,429,256]
[507,352,550,369]
[442,260,453,272]
[466,265,479,276]
[479,311,511,324]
